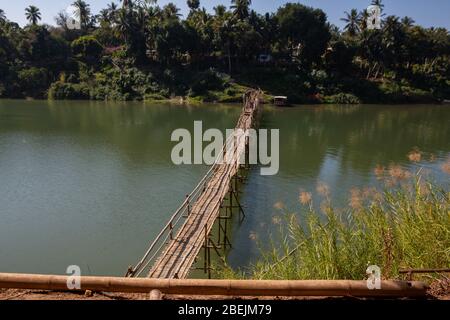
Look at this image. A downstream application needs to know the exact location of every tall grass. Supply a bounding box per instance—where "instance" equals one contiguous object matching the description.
[218,173,450,281]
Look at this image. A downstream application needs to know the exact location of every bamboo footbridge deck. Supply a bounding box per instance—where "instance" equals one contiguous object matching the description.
[126,89,263,279]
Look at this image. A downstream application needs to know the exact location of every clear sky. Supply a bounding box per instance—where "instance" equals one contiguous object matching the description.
[1,0,449,30]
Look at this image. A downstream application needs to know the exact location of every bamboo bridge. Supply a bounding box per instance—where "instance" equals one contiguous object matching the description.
[126,89,262,279]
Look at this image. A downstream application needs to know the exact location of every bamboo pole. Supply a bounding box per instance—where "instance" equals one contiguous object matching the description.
[399,268,450,274]
[0,273,428,297]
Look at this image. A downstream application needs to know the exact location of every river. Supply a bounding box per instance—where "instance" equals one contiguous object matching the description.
[0,100,449,276]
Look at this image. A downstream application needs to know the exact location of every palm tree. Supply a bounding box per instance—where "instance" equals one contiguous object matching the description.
[162,3,181,20]
[0,9,6,22]
[116,8,132,36]
[25,6,41,25]
[401,16,415,28]
[381,16,407,76]
[231,0,251,20]
[213,5,227,18]
[187,0,200,11]
[371,0,386,20]
[106,2,119,23]
[108,2,118,11]
[72,0,91,30]
[371,0,384,12]
[359,9,369,32]
[98,9,111,24]
[360,30,384,79]
[341,9,360,36]
[120,0,157,11]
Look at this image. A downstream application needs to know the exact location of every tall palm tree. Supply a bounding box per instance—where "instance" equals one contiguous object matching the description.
[187,0,200,11]
[0,9,6,22]
[162,3,181,20]
[106,2,119,23]
[108,2,118,11]
[401,16,415,28]
[98,9,111,24]
[108,2,118,14]
[359,9,370,32]
[25,6,41,25]
[383,16,402,47]
[213,5,227,18]
[371,0,384,12]
[371,0,386,20]
[341,9,360,36]
[121,0,157,10]
[72,0,91,30]
[231,0,251,20]
[116,8,133,37]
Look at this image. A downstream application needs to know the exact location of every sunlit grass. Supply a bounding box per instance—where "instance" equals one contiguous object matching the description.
[218,164,450,281]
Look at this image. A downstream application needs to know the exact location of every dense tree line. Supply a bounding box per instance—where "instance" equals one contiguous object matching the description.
[0,0,448,103]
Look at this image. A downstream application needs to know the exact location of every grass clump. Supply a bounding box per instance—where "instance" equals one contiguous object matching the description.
[219,174,449,281]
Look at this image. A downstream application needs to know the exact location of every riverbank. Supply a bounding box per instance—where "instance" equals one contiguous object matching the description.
[2,1,449,107]
[26,74,446,105]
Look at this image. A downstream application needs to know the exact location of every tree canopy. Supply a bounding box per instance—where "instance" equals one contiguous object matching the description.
[0,0,448,103]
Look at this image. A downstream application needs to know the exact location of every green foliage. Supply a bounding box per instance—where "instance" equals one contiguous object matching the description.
[71,35,103,66]
[276,3,331,67]
[48,81,90,99]
[324,93,361,104]
[88,67,168,101]
[72,0,93,31]
[324,41,356,75]
[218,178,450,281]
[0,1,448,102]
[25,6,41,26]
[379,80,436,103]
[189,69,229,95]
[17,67,48,98]
[21,26,70,70]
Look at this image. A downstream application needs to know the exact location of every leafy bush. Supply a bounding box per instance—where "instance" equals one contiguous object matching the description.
[71,35,103,66]
[379,81,436,103]
[17,67,48,98]
[144,93,167,101]
[324,93,361,104]
[189,69,229,95]
[48,81,90,100]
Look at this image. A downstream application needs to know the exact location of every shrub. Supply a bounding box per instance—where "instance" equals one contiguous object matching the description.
[324,93,361,104]
[144,93,167,101]
[189,69,229,95]
[71,35,103,66]
[379,81,436,103]
[48,81,90,100]
[17,67,48,98]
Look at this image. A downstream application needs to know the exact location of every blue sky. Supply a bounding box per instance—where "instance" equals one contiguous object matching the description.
[2,0,450,29]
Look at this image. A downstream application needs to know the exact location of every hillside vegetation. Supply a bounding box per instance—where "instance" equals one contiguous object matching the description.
[0,0,449,103]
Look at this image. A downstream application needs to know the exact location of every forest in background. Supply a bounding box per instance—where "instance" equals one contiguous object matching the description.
[0,0,449,103]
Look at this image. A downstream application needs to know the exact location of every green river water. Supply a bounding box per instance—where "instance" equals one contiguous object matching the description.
[0,100,448,276]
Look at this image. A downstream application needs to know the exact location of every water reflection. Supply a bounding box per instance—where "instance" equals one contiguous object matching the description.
[0,100,240,276]
[228,104,450,269]
[0,100,448,275]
